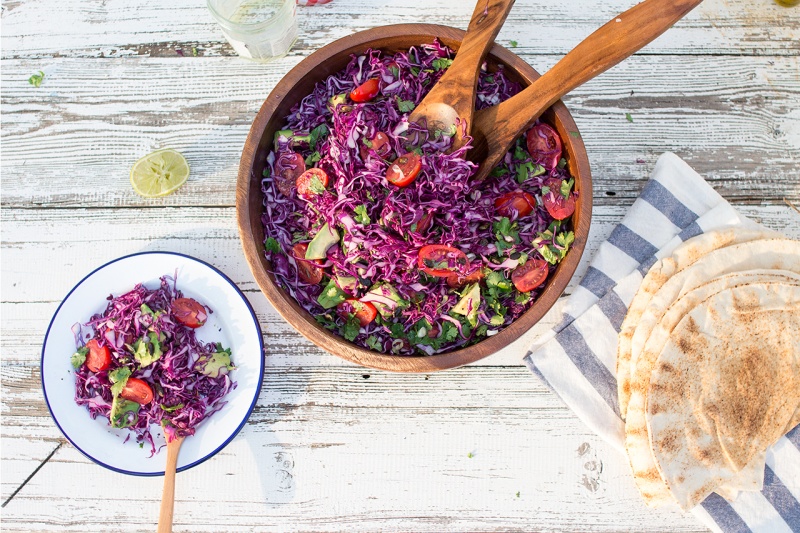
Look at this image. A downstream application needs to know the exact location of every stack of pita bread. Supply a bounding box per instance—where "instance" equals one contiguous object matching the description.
[616,227,800,511]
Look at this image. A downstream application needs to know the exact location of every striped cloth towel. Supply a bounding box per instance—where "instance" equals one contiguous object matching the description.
[524,152,800,533]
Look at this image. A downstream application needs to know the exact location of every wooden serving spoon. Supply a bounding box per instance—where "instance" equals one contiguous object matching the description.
[408,0,516,152]
[157,435,184,533]
[468,0,704,181]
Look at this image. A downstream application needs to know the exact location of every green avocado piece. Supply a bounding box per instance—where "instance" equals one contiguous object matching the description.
[451,283,481,327]
[110,397,140,429]
[305,223,340,260]
[193,346,235,378]
[364,283,409,319]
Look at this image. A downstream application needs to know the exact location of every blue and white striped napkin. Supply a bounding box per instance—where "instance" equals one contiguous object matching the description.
[524,152,800,533]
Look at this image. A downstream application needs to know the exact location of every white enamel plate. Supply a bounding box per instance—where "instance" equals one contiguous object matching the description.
[41,252,264,476]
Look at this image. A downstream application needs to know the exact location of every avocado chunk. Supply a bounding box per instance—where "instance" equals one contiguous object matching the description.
[451,283,481,327]
[110,397,140,429]
[362,283,410,319]
[193,344,235,378]
[305,223,340,260]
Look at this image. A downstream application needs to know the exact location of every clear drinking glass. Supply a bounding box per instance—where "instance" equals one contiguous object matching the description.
[207,0,299,61]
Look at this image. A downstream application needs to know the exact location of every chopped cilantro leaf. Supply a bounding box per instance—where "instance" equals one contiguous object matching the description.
[108,367,132,397]
[509,40,518,48]
[354,205,371,225]
[265,237,282,254]
[493,217,519,253]
[432,58,453,71]
[560,178,574,199]
[308,124,329,151]
[71,346,88,370]
[343,316,361,341]
[28,71,45,88]
[625,112,634,123]
[365,336,382,351]
[490,167,509,178]
[515,292,531,305]
[396,97,416,113]
[305,151,321,166]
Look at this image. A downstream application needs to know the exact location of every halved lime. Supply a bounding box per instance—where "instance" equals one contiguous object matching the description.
[130,149,190,197]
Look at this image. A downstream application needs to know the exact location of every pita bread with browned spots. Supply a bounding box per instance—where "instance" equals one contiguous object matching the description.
[646,283,800,511]
[624,271,800,506]
[616,228,780,419]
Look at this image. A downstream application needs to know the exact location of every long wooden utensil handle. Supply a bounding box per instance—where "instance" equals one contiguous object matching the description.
[470,0,703,180]
[157,436,184,533]
[409,0,515,148]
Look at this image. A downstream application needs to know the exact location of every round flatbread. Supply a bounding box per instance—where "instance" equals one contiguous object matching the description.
[646,283,800,511]
[625,272,800,505]
[617,228,779,419]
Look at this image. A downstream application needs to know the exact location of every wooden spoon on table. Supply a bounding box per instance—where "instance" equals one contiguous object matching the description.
[408,0,516,152]
[157,435,184,533]
[468,0,704,181]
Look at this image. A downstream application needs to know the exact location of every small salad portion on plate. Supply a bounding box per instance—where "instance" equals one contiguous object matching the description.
[42,252,264,476]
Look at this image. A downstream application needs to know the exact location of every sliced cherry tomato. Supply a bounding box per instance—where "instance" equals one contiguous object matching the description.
[526,123,562,170]
[336,299,378,327]
[359,131,392,161]
[446,268,485,289]
[386,152,422,187]
[494,191,537,218]
[542,178,576,220]
[350,78,381,103]
[274,152,306,197]
[292,243,324,284]
[120,377,154,405]
[511,258,549,293]
[85,338,112,373]
[172,297,207,328]
[411,211,434,235]
[417,245,469,278]
[296,168,329,198]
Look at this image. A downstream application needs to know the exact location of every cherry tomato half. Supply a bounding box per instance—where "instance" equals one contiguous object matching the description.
[350,78,381,103]
[386,152,422,187]
[336,299,378,327]
[292,243,324,285]
[359,131,392,161]
[172,298,208,329]
[446,268,485,289]
[511,258,549,293]
[120,377,154,405]
[494,191,537,218]
[526,123,562,170]
[542,178,576,220]
[296,168,329,198]
[274,152,306,197]
[417,245,469,278]
[85,338,112,373]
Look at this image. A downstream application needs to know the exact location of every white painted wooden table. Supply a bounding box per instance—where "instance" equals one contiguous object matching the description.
[2,0,799,531]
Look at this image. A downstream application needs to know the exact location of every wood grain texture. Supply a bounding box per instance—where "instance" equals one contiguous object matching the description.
[2,0,799,530]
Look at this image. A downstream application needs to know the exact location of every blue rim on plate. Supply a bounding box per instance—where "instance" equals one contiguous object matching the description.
[41,251,264,476]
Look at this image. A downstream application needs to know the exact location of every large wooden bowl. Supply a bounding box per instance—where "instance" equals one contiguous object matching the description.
[237,24,592,373]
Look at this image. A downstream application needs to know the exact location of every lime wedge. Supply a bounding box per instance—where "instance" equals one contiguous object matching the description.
[130,149,190,197]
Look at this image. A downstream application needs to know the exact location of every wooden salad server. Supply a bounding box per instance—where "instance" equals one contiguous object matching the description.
[469,0,704,181]
[408,0,516,151]
[157,435,185,533]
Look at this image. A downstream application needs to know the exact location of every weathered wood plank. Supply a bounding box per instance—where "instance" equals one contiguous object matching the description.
[1,0,798,59]
[0,364,704,532]
[2,55,799,209]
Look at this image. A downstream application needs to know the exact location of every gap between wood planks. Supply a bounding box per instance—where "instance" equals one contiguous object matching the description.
[1,440,65,508]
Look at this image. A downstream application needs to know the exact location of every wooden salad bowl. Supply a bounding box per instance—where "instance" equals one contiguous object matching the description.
[236,24,592,372]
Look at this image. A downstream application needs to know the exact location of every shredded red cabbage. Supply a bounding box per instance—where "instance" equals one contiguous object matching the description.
[71,276,236,455]
[261,41,577,355]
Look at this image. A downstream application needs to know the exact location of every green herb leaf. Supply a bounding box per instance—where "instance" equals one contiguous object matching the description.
[389,66,400,78]
[108,367,132,397]
[365,336,383,351]
[560,178,574,199]
[537,243,560,265]
[317,279,347,309]
[625,112,634,123]
[515,292,531,305]
[308,124,329,151]
[354,205,371,225]
[305,151,322,166]
[485,270,513,292]
[265,237,282,254]
[468,452,475,458]
[493,217,519,253]
[485,75,495,84]
[569,131,581,138]
[432,58,453,71]
[490,167,509,178]
[396,97,416,113]
[343,316,361,341]
[509,40,518,48]
[262,167,270,179]
[28,71,45,88]
[71,346,89,370]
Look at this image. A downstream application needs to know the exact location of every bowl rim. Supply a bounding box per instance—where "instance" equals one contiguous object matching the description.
[40,251,265,475]
[237,23,592,372]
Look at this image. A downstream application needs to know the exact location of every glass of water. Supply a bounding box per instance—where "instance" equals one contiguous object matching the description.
[207,0,299,61]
